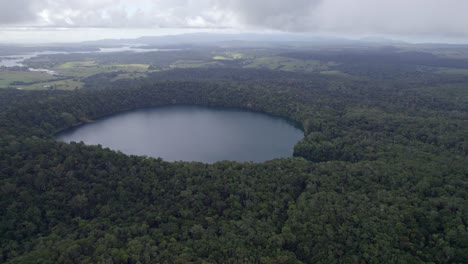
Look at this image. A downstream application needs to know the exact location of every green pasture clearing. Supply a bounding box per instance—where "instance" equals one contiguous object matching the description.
[58,61,98,68]
[417,66,468,76]
[213,52,246,60]
[326,61,341,67]
[55,62,150,77]
[244,56,331,72]
[1,61,152,89]
[111,73,148,82]
[213,56,232,60]
[170,60,223,69]
[0,71,56,88]
[18,79,84,91]
[320,70,344,75]
[434,67,468,75]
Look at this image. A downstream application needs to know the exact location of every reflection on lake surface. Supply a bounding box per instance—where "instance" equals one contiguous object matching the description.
[57,105,304,163]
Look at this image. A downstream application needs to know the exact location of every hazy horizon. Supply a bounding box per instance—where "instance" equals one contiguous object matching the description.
[1,28,468,45]
[1,0,467,45]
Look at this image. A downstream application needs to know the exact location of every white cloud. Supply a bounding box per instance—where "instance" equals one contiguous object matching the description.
[312,0,468,37]
[0,0,40,24]
[0,0,467,38]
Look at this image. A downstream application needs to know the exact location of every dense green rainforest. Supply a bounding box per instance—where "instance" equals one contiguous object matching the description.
[0,69,467,263]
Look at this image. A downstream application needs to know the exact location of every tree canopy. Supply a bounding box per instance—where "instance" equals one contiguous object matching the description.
[0,68,467,263]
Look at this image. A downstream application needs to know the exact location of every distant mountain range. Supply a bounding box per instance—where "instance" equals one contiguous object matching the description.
[78,33,386,47]
[5,33,467,51]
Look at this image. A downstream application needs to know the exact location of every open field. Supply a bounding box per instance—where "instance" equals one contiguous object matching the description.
[111,73,148,82]
[59,61,98,68]
[434,67,468,75]
[0,71,56,88]
[213,52,246,60]
[18,79,84,90]
[320,70,345,75]
[0,70,83,90]
[417,66,468,76]
[55,61,150,77]
[170,60,224,69]
[1,59,153,90]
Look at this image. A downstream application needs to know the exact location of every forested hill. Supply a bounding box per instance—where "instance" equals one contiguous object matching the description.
[0,71,467,262]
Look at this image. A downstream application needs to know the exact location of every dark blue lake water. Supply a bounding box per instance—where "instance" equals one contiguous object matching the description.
[57,105,304,163]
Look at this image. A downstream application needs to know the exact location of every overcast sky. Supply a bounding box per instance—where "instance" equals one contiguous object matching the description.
[0,0,467,43]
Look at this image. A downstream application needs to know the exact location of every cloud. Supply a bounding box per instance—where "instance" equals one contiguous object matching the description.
[312,0,468,37]
[11,0,233,28]
[225,0,468,37]
[0,0,40,24]
[223,0,323,31]
[0,0,467,38]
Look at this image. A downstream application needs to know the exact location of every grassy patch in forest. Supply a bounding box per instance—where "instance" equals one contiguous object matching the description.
[55,62,150,77]
[417,66,468,75]
[18,79,84,90]
[58,61,98,68]
[213,52,245,60]
[111,72,148,82]
[1,61,152,89]
[170,60,224,69]
[320,70,344,75]
[434,67,468,75]
[0,71,57,88]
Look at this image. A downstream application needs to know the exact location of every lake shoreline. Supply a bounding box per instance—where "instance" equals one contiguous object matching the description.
[56,104,304,163]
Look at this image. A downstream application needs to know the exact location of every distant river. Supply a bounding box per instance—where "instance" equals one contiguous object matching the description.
[0,52,53,67]
[0,45,175,74]
[56,105,304,163]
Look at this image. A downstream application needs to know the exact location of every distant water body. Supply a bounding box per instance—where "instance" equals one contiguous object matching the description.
[0,46,176,74]
[57,105,304,163]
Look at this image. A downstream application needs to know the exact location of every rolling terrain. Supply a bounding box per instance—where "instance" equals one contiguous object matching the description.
[0,37,467,263]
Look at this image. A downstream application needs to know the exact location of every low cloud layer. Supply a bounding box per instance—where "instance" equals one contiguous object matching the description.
[0,0,467,38]
[0,0,39,24]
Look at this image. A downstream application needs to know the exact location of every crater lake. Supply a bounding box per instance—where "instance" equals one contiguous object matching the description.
[56,105,304,163]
